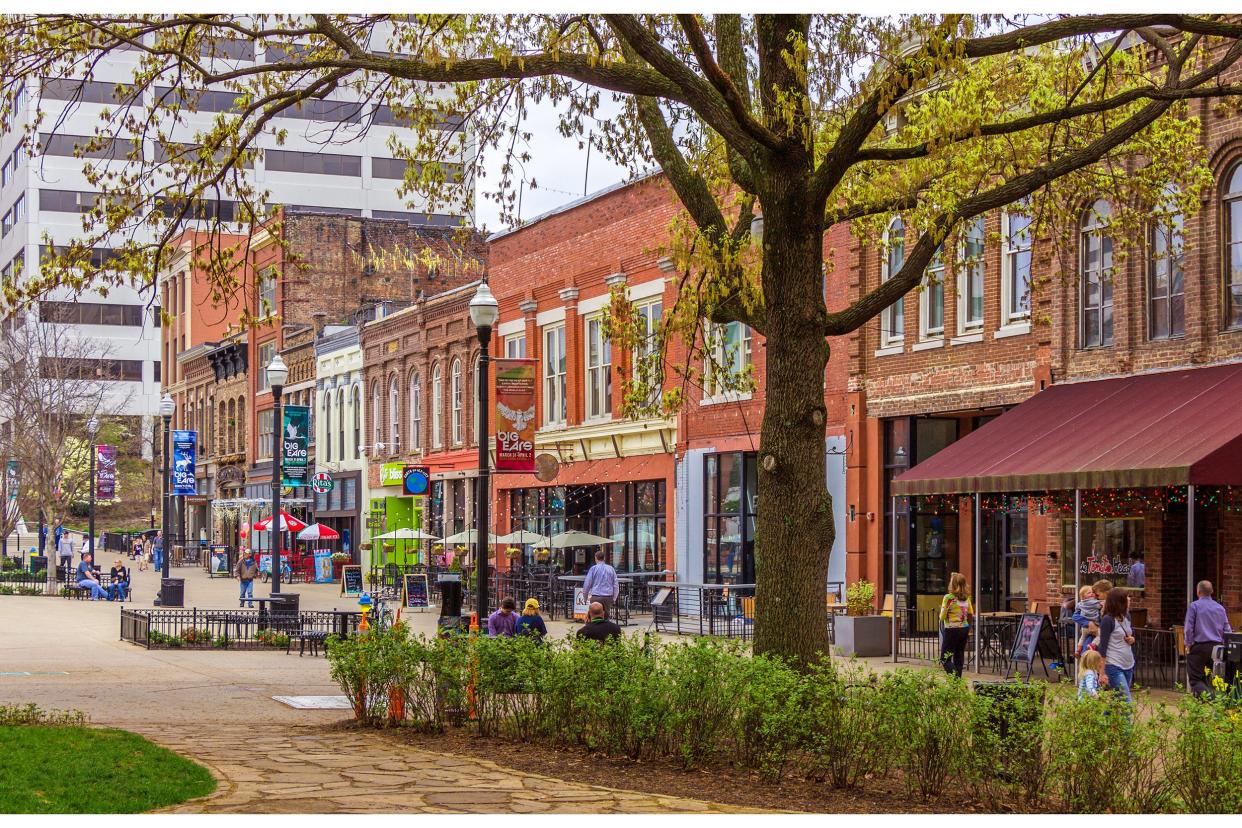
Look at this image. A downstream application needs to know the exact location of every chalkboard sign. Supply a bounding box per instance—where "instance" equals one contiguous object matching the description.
[403,573,429,610]
[341,564,363,597]
[1009,613,1061,679]
[208,546,230,578]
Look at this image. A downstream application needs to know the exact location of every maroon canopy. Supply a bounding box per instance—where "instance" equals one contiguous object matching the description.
[892,362,1242,495]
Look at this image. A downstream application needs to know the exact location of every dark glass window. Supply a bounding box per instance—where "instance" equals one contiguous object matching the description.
[266,149,361,177]
[704,452,757,584]
[1148,207,1185,340]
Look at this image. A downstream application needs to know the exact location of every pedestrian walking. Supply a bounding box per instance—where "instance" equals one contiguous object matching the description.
[1096,588,1137,705]
[74,552,108,600]
[488,597,519,637]
[235,550,259,608]
[581,549,619,620]
[152,532,163,571]
[1184,580,1233,697]
[513,598,548,642]
[108,559,130,601]
[576,602,622,642]
[938,572,973,678]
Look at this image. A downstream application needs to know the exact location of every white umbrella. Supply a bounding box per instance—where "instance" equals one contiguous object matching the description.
[437,529,501,545]
[297,523,340,541]
[374,527,440,541]
[494,529,550,546]
[543,530,616,548]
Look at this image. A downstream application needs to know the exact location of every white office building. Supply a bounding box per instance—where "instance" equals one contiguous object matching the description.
[0,37,473,449]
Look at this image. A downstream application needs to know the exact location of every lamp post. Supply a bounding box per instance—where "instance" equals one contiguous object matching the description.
[86,416,98,565]
[469,281,499,624]
[158,394,175,603]
[266,353,288,595]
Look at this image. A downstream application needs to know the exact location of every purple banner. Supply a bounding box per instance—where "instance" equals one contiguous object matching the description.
[96,444,117,500]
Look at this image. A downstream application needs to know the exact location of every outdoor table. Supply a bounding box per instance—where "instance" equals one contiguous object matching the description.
[826,602,848,615]
[245,597,277,629]
[326,610,361,638]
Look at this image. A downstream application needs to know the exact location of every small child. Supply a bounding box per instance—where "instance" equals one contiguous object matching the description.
[1078,649,1107,699]
[1072,584,1101,656]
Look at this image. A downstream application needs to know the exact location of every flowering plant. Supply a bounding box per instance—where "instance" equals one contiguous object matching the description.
[505,546,522,559]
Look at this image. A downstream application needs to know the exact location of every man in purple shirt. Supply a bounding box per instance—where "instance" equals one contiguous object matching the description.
[581,550,619,620]
[487,596,518,637]
[1184,580,1233,697]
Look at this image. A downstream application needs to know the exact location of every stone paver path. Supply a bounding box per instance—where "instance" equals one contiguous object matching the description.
[135,725,766,814]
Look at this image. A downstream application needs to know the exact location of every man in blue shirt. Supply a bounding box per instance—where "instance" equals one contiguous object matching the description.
[75,553,108,600]
[1185,580,1234,697]
[581,549,619,621]
[152,533,163,571]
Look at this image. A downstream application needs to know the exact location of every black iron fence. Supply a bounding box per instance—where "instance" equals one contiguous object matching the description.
[644,582,756,640]
[120,607,362,651]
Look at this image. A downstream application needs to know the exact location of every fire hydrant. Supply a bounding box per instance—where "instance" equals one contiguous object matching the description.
[357,592,373,632]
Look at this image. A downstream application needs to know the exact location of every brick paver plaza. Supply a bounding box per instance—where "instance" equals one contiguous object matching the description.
[0,563,763,813]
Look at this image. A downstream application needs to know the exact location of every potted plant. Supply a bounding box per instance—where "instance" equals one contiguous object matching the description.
[833,579,892,657]
[330,551,350,580]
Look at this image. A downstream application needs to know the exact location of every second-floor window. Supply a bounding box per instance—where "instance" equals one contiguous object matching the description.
[388,375,400,455]
[1225,163,1242,329]
[920,245,945,339]
[1080,200,1114,348]
[505,333,526,358]
[586,316,612,419]
[958,216,985,332]
[432,364,443,448]
[1149,194,1185,340]
[257,408,275,459]
[322,391,332,462]
[705,321,753,398]
[409,372,422,451]
[371,382,381,453]
[257,268,277,317]
[543,324,567,426]
[451,358,463,445]
[1002,210,1033,324]
[881,217,905,346]
[635,300,663,407]
[257,342,275,390]
[352,385,360,459]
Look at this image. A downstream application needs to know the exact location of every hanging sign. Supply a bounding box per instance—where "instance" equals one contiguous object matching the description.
[495,358,537,472]
[5,459,18,500]
[171,431,196,496]
[95,445,117,500]
[281,405,310,487]
[311,471,334,494]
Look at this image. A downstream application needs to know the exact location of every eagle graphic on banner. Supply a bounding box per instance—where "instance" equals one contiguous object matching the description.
[497,402,536,432]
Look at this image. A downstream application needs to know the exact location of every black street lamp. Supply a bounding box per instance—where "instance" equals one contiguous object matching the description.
[468,281,499,624]
[157,394,175,604]
[86,416,98,565]
[266,353,289,595]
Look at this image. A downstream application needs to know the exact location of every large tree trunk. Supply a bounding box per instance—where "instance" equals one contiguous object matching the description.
[751,181,834,665]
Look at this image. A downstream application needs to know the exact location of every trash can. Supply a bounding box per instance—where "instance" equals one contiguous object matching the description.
[160,578,185,608]
[271,592,300,615]
[29,555,47,575]
[438,573,463,618]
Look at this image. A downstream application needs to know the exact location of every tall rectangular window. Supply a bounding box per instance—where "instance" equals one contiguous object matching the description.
[585,316,612,419]
[1148,209,1185,340]
[1080,200,1114,348]
[257,268,277,317]
[881,217,905,346]
[257,409,275,459]
[634,300,663,406]
[1002,211,1033,323]
[958,215,985,332]
[257,342,275,390]
[920,245,945,339]
[705,321,753,398]
[543,324,567,426]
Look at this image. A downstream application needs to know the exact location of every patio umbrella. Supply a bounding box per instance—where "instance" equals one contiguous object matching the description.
[252,511,308,533]
[297,523,340,541]
[437,529,501,545]
[374,527,440,540]
[544,530,617,548]
[494,529,551,546]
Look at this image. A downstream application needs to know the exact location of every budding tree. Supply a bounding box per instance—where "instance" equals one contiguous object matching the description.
[2,13,1242,660]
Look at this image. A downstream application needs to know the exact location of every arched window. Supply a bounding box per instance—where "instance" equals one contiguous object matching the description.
[321,390,332,462]
[236,398,245,455]
[431,363,443,448]
[1080,200,1114,348]
[958,215,985,332]
[409,372,422,451]
[1149,185,1185,340]
[471,353,481,443]
[881,217,905,346]
[337,387,346,461]
[450,358,463,445]
[388,374,401,455]
[371,381,381,454]
[1225,163,1242,328]
[227,399,236,454]
[352,384,361,460]
[218,401,227,455]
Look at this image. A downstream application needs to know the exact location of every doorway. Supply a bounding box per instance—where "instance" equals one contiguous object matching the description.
[978,497,1029,613]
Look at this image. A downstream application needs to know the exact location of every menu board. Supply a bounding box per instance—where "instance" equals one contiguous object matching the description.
[209,546,230,577]
[341,565,363,597]
[404,573,429,609]
[1010,613,1061,673]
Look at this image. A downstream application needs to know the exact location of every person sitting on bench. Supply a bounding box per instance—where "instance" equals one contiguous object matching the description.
[75,553,109,601]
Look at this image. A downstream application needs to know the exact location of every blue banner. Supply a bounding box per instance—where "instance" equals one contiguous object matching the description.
[171,430,197,496]
[314,550,334,583]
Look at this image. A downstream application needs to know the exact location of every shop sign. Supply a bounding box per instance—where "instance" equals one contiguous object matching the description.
[171,431,197,496]
[1078,555,1132,576]
[495,358,537,472]
[380,463,406,487]
[311,471,334,494]
[281,405,310,487]
[95,445,117,499]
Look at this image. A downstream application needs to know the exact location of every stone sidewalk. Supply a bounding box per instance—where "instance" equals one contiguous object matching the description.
[138,725,764,814]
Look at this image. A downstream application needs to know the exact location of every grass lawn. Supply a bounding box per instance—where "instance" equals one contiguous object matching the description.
[0,726,216,813]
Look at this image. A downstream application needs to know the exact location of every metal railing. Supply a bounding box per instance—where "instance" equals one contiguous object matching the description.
[644,582,757,640]
[119,607,362,650]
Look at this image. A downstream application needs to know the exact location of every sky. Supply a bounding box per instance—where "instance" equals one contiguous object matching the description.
[473,96,630,234]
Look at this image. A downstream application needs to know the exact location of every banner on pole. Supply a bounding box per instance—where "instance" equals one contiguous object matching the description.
[495,358,537,472]
[281,405,310,487]
[171,431,196,496]
[95,445,117,500]
[5,459,18,501]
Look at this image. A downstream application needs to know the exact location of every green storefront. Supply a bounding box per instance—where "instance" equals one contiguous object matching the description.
[368,463,427,567]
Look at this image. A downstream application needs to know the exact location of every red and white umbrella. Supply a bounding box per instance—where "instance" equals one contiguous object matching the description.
[252,511,308,533]
[297,523,340,541]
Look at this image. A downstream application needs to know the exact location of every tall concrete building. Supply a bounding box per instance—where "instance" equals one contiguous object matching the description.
[0,37,472,455]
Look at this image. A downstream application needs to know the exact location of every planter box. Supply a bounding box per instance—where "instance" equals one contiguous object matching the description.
[833,615,892,658]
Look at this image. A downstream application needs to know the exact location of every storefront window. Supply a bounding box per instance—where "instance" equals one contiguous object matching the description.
[509,482,662,571]
[1060,517,1145,589]
[428,481,445,537]
[704,452,757,584]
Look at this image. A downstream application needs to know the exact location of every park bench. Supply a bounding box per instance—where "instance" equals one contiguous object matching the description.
[63,573,131,601]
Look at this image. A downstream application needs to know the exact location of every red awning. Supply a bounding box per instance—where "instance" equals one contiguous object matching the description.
[496,453,673,490]
[892,362,1242,495]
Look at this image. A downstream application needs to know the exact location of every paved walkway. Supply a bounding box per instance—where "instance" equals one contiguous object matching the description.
[137,725,762,814]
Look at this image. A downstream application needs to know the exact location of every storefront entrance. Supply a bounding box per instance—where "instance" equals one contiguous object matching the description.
[978,498,1028,613]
